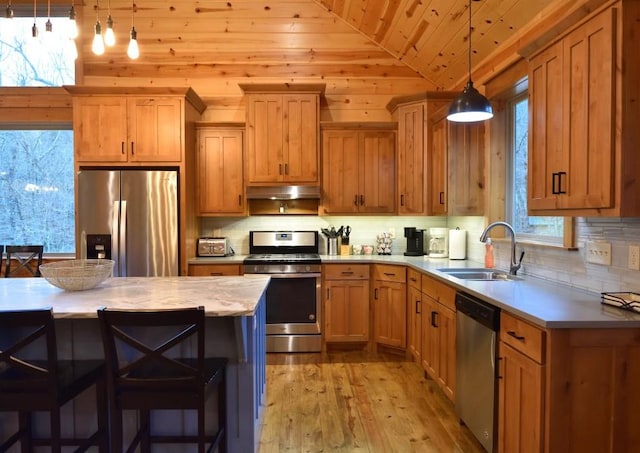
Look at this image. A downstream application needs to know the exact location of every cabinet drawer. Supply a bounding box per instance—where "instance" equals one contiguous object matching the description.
[324,264,369,280]
[407,268,421,290]
[373,264,406,283]
[421,274,456,311]
[188,263,242,276]
[500,312,546,364]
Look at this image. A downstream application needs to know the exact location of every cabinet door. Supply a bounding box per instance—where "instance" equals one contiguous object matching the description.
[187,263,241,276]
[447,121,484,215]
[498,342,544,453]
[421,295,438,378]
[197,128,244,215]
[321,130,360,214]
[282,94,319,183]
[528,42,564,211]
[324,280,370,342]
[397,104,425,215]
[559,9,614,210]
[373,280,406,348]
[246,95,284,183]
[429,117,448,215]
[436,304,456,400]
[73,97,128,163]
[407,285,422,362]
[127,97,183,162]
[359,131,396,213]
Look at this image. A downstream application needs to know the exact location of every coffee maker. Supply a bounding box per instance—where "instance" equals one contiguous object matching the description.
[403,227,425,256]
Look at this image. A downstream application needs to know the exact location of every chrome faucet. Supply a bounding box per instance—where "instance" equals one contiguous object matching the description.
[479,221,525,275]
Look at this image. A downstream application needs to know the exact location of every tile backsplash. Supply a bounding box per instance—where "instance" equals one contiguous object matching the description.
[201,215,640,294]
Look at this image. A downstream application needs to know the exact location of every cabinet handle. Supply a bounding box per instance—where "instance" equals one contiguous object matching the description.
[238,194,242,205]
[497,357,503,379]
[507,330,525,341]
[551,172,559,194]
[360,195,364,206]
[341,271,354,275]
[285,163,289,175]
[383,272,396,277]
[374,288,378,300]
[209,273,223,276]
[410,277,417,282]
[130,141,135,155]
[121,141,125,155]
[327,288,331,299]
[416,300,421,314]
[557,171,567,194]
[279,164,283,175]
[431,311,438,328]
[354,195,358,206]
[400,194,404,206]
[439,192,445,205]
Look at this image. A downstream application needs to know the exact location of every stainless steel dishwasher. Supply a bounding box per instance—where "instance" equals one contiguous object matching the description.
[455,292,500,453]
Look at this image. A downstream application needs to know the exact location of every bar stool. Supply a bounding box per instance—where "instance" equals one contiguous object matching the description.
[0,245,4,276]
[4,245,44,277]
[97,306,227,453]
[0,308,107,452]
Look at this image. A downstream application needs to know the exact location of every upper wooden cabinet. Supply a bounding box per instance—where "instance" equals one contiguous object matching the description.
[523,1,640,216]
[321,125,396,214]
[241,84,324,185]
[67,87,205,164]
[429,117,448,215]
[196,126,245,216]
[387,93,454,215]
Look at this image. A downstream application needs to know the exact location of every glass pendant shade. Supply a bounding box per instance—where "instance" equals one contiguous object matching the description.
[92,21,105,55]
[127,27,139,59]
[447,81,493,122]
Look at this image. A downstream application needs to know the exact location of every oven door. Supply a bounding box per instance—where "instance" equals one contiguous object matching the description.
[264,273,321,335]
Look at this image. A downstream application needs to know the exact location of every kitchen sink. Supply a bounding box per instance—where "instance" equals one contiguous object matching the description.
[437,268,521,281]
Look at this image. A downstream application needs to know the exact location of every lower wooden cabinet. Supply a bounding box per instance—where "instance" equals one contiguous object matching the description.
[407,268,422,361]
[187,263,242,276]
[323,264,370,343]
[372,265,406,348]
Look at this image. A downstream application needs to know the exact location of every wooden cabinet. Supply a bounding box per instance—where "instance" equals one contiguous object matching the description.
[321,127,396,214]
[498,312,545,453]
[196,127,245,215]
[388,93,454,215]
[187,263,242,276]
[524,1,640,216]
[429,116,448,215]
[72,95,184,163]
[372,264,406,348]
[406,268,422,361]
[243,88,321,185]
[420,274,456,401]
[323,264,370,343]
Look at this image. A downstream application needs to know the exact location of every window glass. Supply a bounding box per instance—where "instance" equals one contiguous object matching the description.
[508,94,563,243]
[0,17,76,86]
[0,129,75,253]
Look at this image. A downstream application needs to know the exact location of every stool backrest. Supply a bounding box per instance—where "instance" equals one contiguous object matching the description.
[97,307,206,394]
[5,245,44,277]
[0,308,58,397]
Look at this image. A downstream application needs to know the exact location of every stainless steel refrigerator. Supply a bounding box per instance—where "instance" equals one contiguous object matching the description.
[77,169,179,277]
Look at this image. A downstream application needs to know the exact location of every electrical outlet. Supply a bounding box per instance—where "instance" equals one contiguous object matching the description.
[629,245,640,270]
[388,227,396,238]
[585,241,611,266]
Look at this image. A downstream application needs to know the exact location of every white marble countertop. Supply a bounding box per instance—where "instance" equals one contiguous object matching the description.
[190,254,640,329]
[0,276,270,318]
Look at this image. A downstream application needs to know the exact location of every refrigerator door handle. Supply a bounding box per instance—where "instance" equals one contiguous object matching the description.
[112,201,121,277]
[120,200,128,277]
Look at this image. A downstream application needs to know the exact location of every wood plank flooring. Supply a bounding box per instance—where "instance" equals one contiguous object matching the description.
[258,351,486,453]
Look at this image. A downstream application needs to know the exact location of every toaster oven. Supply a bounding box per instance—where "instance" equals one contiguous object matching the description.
[197,237,231,257]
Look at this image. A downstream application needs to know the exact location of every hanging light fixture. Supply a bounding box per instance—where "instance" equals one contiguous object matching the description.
[92,0,105,55]
[68,2,78,39]
[5,1,13,19]
[45,0,52,33]
[127,1,139,59]
[447,0,493,123]
[31,0,38,38]
[104,0,115,47]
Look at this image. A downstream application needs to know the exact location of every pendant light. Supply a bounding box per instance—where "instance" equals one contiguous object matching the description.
[447,0,493,122]
[92,0,105,55]
[5,1,13,19]
[68,2,78,39]
[45,0,52,33]
[104,0,115,47]
[127,1,139,60]
[31,0,38,38]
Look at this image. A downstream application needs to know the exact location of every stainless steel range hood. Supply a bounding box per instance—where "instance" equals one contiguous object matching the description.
[246,185,321,200]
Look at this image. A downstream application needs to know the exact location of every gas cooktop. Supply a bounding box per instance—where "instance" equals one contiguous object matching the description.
[243,253,321,264]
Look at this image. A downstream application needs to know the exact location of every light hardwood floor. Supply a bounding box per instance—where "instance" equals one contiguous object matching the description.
[258,351,486,453]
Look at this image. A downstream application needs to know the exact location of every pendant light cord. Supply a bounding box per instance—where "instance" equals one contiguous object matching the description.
[467,0,472,84]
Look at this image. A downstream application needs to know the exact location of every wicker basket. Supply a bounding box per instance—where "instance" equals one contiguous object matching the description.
[40,259,115,291]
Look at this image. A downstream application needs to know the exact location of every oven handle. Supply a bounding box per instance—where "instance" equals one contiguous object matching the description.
[263,273,321,279]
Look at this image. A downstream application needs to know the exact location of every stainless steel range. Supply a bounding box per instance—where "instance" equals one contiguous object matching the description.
[243,231,321,352]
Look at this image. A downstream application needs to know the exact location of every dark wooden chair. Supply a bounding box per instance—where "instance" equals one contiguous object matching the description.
[4,245,44,277]
[0,307,107,453]
[0,245,4,276]
[97,306,227,453]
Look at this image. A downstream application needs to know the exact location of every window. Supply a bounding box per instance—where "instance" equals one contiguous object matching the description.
[0,15,76,254]
[507,92,563,244]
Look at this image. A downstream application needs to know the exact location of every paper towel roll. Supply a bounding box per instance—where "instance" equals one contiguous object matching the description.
[449,228,466,260]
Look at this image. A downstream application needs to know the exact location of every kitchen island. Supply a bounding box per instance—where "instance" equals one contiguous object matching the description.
[0,276,270,453]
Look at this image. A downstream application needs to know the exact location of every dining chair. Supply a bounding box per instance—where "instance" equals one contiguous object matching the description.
[0,307,107,452]
[0,245,4,276]
[4,245,44,277]
[97,306,227,453]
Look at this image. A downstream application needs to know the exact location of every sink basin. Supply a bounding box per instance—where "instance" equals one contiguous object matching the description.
[437,268,521,281]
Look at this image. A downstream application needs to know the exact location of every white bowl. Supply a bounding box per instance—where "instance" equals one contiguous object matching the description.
[39,259,115,291]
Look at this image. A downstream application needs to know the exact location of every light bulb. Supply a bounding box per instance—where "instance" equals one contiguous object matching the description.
[92,21,105,55]
[68,6,78,39]
[104,14,115,46]
[127,27,139,59]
